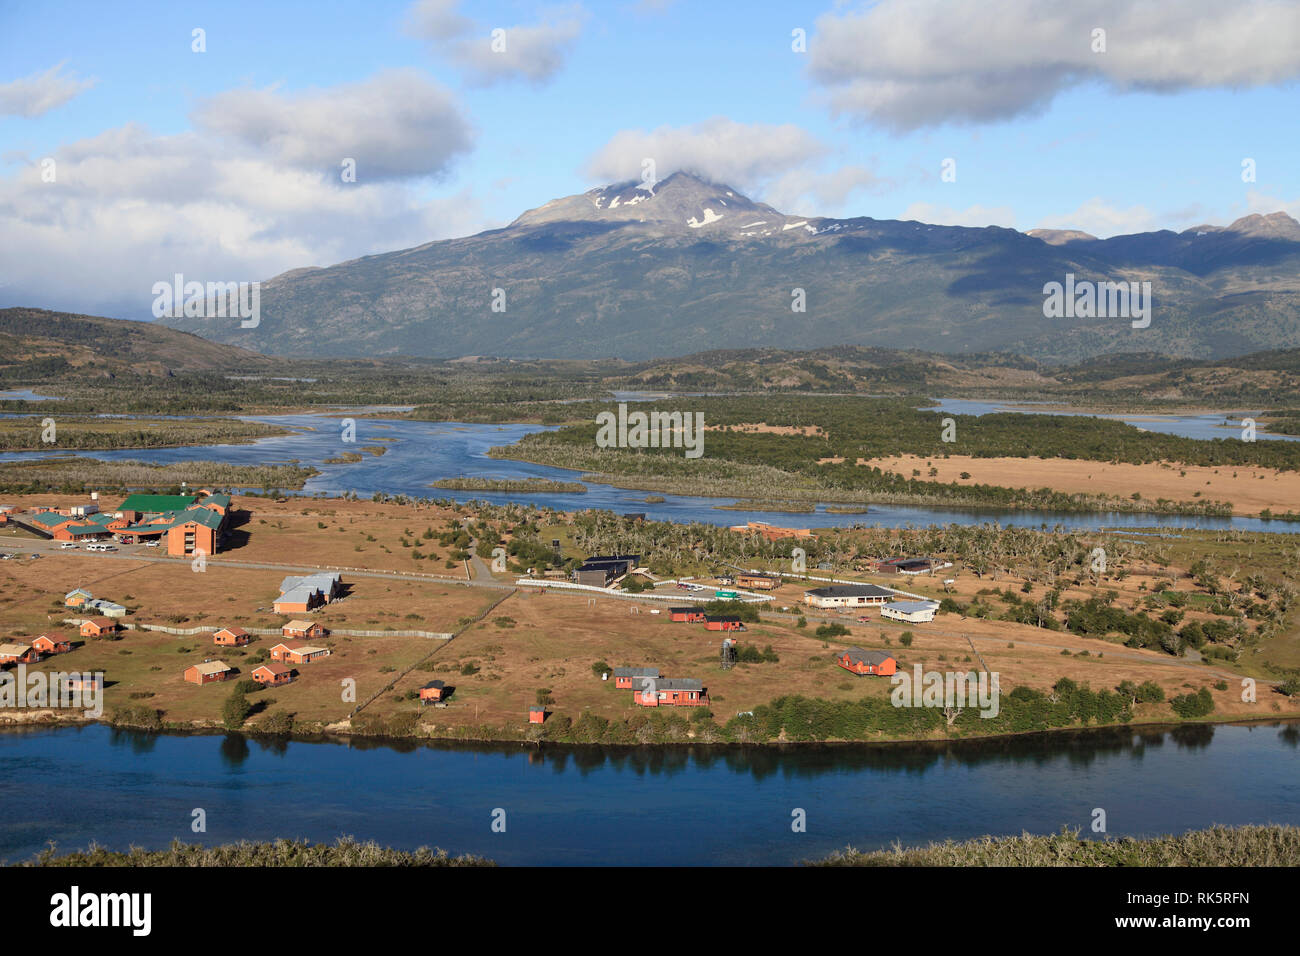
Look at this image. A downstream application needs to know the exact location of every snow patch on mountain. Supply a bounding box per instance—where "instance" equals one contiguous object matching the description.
[687,208,724,228]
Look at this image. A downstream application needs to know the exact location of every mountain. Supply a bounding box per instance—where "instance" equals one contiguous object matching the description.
[160,172,1300,362]
[0,307,273,379]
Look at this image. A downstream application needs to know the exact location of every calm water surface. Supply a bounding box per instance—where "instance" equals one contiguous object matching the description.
[1,722,1296,865]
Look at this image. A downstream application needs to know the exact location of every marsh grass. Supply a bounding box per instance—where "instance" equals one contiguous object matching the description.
[812,824,1300,867]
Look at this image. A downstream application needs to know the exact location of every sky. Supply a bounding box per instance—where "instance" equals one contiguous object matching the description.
[1,0,1298,319]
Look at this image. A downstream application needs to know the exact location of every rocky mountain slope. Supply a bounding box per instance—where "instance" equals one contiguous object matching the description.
[160,172,1300,362]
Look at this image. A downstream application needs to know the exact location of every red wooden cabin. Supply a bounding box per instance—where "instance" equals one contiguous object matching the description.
[835,648,898,676]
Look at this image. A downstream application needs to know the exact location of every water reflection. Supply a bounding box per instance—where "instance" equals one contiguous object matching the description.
[170,718,1280,782]
[1,719,1296,865]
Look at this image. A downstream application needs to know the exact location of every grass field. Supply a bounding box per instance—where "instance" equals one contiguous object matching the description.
[862,454,1300,517]
[2,494,1297,741]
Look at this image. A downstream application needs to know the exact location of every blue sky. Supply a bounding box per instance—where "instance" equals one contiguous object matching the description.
[2,0,1298,317]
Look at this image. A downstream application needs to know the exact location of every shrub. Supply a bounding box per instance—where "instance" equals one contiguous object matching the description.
[1136,681,1166,703]
[260,711,294,734]
[222,690,252,730]
[1170,687,1214,718]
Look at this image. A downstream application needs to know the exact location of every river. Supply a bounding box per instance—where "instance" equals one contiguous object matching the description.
[0,721,1295,865]
[0,402,1295,534]
[0,395,1294,535]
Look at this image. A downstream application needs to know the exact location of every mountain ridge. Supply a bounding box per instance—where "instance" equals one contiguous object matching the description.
[162,173,1300,363]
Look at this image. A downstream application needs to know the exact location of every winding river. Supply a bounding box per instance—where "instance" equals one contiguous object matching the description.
[1,408,1294,533]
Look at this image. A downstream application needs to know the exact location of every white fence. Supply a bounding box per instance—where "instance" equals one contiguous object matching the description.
[513,578,774,604]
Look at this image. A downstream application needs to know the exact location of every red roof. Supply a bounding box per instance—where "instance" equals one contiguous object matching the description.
[255,663,292,676]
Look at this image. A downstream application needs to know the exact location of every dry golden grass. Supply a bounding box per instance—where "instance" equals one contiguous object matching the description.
[861,454,1300,516]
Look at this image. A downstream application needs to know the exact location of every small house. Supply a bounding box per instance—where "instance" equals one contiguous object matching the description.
[881,600,940,624]
[668,607,706,623]
[270,642,330,664]
[880,558,936,575]
[529,706,547,724]
[0,642,40,665]
[704,615,745,632]
[419,680,447,704]
[184,660,233,685]
[282,620,326,640]
[64,588,93,608]
[736,572,780,591]
[32,633,72,655]
[84,598,126,618]
[613,666,659,689]
[634,677,708,707]
[214,627,251,646]
[803,584,894,609]
[252,663,296,686]
[79,617,119,639]
[835,648,898,677]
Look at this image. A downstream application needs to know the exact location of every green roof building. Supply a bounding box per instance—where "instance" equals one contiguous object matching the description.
[116,494,199,514]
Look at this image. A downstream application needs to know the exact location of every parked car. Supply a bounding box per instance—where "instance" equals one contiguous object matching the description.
[143,540,159,548]
[59,542,78,550]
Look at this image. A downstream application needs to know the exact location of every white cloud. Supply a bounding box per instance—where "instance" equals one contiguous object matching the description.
[0,75,486,318]
[585,118,827,190]
[764,165,887,216]
[1238,189,1300,221]
[899,201,1018,229]
[809,0,1300,130]
[192,70,473,182]
[1033,198,1161,237]
[0,61,96,118]
[406,0,584,87]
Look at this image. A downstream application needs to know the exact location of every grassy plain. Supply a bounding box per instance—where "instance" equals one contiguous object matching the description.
[861,454,1300,517]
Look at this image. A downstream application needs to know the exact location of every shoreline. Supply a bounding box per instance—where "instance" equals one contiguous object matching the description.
[4,707,1296,752]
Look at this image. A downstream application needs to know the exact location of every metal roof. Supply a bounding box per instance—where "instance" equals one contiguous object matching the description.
[805,584,894,598]
[654,678,704,691]
[884,600,940,613]
[839,648,896,666]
